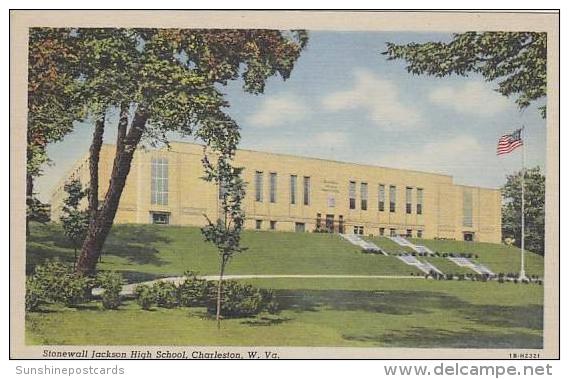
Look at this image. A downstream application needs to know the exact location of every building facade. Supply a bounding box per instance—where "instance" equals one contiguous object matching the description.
[50,142,502,243]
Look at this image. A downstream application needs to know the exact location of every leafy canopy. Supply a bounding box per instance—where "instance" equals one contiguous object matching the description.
[384,32,547,118]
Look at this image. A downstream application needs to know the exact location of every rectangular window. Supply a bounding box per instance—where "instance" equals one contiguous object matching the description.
[353,226,364,235]
[269,172,277,203]
[303,176,311,205]
[349,181,356,209]
[270,220,277,230]
[378,184,385,211]
[379,227,385,236]
[406,229,412,238]
[361,182,368,211]
[417,230,423,238]
[255,171,263,202]
[151,212,170,225]
[295,222,305,233]
[338,215,345,234]
[151,158,168,205]
[417,188,423,215]
[390,228,396,237]
[463,189,473,227]
[255,219,262,230]
[389,185,396,213]
[316,213,322,230]
[290,175,297,205]
[406,187,413,214]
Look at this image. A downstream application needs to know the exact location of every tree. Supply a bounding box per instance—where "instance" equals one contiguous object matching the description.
[383,32,547,118]
[502,166,545,255]
[60,179,89,265]
[27,28,84,234]
[28,28,308,275]
[201,156,247,328]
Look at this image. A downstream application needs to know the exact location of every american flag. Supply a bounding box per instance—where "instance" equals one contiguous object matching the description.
[497,128,523,155]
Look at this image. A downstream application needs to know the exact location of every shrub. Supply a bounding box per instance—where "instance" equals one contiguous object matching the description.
[152,281,178,308]
[206,281,276,318]
[97,271,123,310]
[25,277,42,312]
[134,284,155,310]
[31,260,93,307]
[178,272,212,307]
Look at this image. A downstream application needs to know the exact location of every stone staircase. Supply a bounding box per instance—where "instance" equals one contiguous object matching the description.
[397,254,443,275]
[448,256,495,276]
[389,235,434,255]
[340,234,388,255]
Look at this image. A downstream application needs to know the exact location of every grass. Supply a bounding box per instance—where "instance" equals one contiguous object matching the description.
[27,223,425,279]
[25,278,543,348]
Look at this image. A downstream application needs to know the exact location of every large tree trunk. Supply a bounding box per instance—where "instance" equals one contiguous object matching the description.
[88,116,105,219]
[216,256,227,330]
[76,107,147,276]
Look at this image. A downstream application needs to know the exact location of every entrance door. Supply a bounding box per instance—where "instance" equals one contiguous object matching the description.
[325,214,335,233]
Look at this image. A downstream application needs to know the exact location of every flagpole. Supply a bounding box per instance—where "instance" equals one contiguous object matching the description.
[520,126,526,280]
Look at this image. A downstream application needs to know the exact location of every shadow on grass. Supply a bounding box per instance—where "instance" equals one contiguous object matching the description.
[344,326,543,349]
[241,316,293,327]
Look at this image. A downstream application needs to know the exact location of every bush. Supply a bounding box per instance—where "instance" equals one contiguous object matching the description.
[178,272,212,307]
[25,277,42,312]
[97,271,123,310]
[30,260,93,307]
[134,284,155,310]
[206,281,276,318]
[152,281,178,308]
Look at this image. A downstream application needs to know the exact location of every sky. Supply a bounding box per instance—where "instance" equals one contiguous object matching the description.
[35,31,547,202]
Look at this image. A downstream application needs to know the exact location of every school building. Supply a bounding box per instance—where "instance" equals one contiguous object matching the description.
[50,142,502,243]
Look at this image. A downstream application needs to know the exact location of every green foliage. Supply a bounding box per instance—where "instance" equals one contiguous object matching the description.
[25,277,42,312]
[384,32,547,118]
[177,271,213,307]
[133,284,155,310]
[60,179,89,253]
[27,198,51,224]
[151,281,179,309]
[205,281,278,318]
[29,260,93,307]
[502,166,545,255]
[96,271,124,310]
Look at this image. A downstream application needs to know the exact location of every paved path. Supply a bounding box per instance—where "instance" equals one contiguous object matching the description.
[93,274,423,297]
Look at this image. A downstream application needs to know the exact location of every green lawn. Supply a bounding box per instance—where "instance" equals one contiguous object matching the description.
[409,238,544,277]
[26,278,543,348]
[27,223,425,280]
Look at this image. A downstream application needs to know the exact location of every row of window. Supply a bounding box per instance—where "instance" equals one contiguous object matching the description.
[352,225,423,238]
[350,181,423,214]
[254,219,306,232]
[255,172,311,206]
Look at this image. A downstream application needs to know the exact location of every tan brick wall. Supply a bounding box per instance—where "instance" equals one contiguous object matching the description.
[50,142,502,243]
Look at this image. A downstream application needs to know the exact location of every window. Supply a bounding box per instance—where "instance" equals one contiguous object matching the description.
[389,228,396,237]
[151,158,168,205]
[406,229,412,238]
[353,226,364,235]
[417,188,423,215]
[151,212,170,225]
[389,185,396,213]
[290,175,297,205]
[360,183,368,211]
[417,230,423,238]
[379,227,385,236]
[338,215,345,234]
[270,220,277,230]
[303,176,311,205]
[463,189,473,227]
[269,172,277,203]
[295,222,305,233]
[255,171,263,202]
[378,184,385,211]
[255,219,262,230]
[349,181,356,209]
[406,187,413,214]
[316,213,322,230]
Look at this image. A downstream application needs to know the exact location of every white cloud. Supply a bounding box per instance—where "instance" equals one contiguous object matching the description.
[247,94,309,128]
[321,69,422,129]
[428,81,511,116]
[373,135,487,178]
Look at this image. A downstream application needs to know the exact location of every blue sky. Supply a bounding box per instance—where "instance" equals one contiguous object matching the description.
[36,31,547,202]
